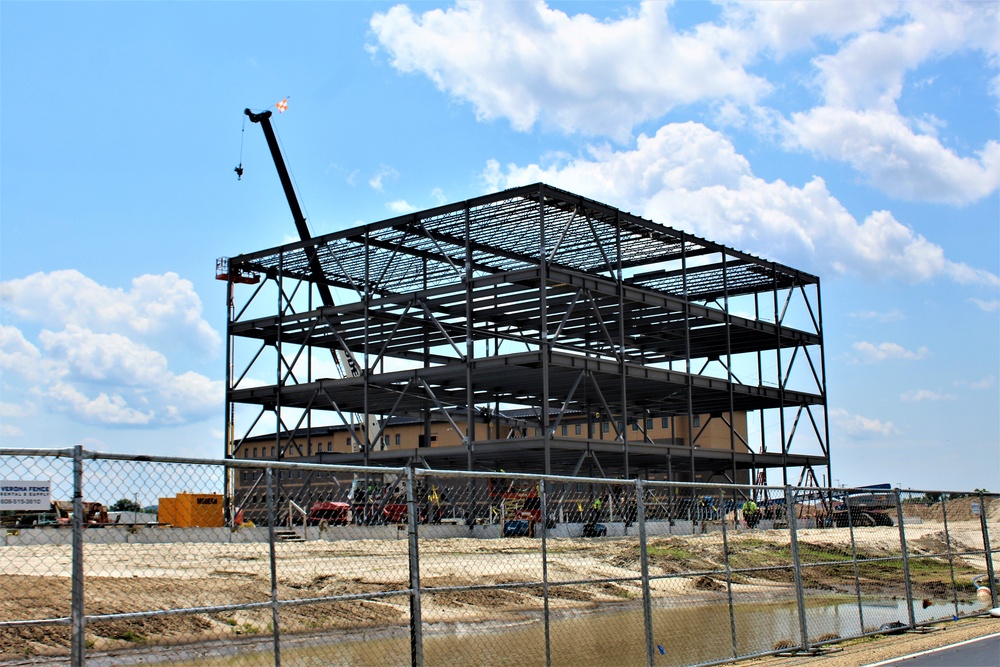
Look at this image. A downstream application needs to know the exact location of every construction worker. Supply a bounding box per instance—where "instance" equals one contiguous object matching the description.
[590,496,603,523]
[742,499,760,529]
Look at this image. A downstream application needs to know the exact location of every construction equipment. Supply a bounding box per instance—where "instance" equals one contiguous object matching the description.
[1,500,112,528]
[222,107,381,523]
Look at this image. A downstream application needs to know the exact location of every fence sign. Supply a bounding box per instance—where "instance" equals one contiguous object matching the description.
[0,480,51,511]
[971,502,981,516]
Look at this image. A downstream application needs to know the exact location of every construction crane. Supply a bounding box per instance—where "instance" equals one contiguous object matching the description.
[221,108,379,456]
[241,107,362,378]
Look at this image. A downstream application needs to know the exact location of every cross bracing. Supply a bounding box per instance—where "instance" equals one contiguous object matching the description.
[224,183,830,486]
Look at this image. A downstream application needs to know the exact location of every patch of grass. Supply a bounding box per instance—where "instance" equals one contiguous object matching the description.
[120,630,146,643]
[647,545,696,560]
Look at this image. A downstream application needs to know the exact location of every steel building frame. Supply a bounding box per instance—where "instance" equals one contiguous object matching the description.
[223,183,830,487]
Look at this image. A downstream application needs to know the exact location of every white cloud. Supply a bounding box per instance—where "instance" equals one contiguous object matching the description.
[371,1,999,205]
[852,341,929,363]
[387,199,417,214]
[370,0,769,140]
[482,123,998,286]
[0,272,224,428]
[900,389,956,402]
[3,324,224,427]
[45,381,154,426]
[0,270,220,356]
[431,188,447,205]
[783,108,1000,205]
[0,325,45,381]
[850,309,905,323]
[969,298,1000,313]
[726,1,897,56]
[778,3,1000,204]
[965,375,996,391]
[0,424,24,438]
[809,2,998,110]
[0,401,36,419]
[830,407,896,437]
[369,165,399,192]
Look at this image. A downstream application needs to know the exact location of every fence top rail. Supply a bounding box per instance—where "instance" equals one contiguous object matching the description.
[2,448,996,499]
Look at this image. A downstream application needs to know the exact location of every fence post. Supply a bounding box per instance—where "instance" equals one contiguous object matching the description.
[843,493,865,633]
[940,495,961,619]
[406,465,423,667]
[540,479,551,667]
[70,445,85,667]
[636,479,654,667]
[784,485,810,652]
[265,467,281,666]
[978,492,998,608]
[719,488,738,659]
[893,489,916,629]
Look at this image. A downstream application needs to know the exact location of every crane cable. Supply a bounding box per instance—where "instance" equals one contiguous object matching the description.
[234,113,245,180]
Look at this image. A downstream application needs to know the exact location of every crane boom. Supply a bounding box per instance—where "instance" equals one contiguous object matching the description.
[244,108,362,378]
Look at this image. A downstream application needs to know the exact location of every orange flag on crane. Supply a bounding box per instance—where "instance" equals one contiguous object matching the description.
[275,98,288,113]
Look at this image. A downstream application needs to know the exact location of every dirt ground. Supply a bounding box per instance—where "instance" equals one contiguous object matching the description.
[1,515,997,664]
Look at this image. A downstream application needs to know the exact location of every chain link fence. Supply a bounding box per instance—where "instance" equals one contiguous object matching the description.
[1,447,997,666]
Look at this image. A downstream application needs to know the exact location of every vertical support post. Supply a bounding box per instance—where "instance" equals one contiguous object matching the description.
[893,489,916,629]
[538,185,551,475]
[978,492,998,608]
[814,280,832,499]
[363,229,371,466]
[406,465,423,667]
[719,488,739,659]
[464,204,475,471]
[616,211,629,478]
[224,278,235,525]
[70,444,85,667]
[721,254,738,487]
[637,479,654,667]
[774,271,788,485]
[843,493,865,633]
[540,479,552,667]
[681,234,695,486]
[940,495,961,619]
[785,485,810,652]
[266,467,281,666]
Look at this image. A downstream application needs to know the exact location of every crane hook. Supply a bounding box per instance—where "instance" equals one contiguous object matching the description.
[234,164,244,180]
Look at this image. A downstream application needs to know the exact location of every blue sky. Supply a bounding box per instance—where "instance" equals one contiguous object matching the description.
[1,1,997,492]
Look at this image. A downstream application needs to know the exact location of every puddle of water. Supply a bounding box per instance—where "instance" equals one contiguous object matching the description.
[89,597,989,667]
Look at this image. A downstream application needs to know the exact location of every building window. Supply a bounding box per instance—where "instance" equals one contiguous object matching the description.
[395,434,401,446]
[645,418,653,429]
[535,427,542,436]
[384,435,390,447]
[693,415,701,428]
[561,425,568,436]
[631,422,639,431]
[253,447,258,458]
[661,417,671,429]
[327,442,332,452]
[575,424,582,435]
[346,438,351,448]
[602,422,610,433]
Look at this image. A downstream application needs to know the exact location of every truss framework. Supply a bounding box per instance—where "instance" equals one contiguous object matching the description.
[224,183,830,486]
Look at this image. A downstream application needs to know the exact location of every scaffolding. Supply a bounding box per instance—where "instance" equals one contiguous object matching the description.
[222,183,830,487]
